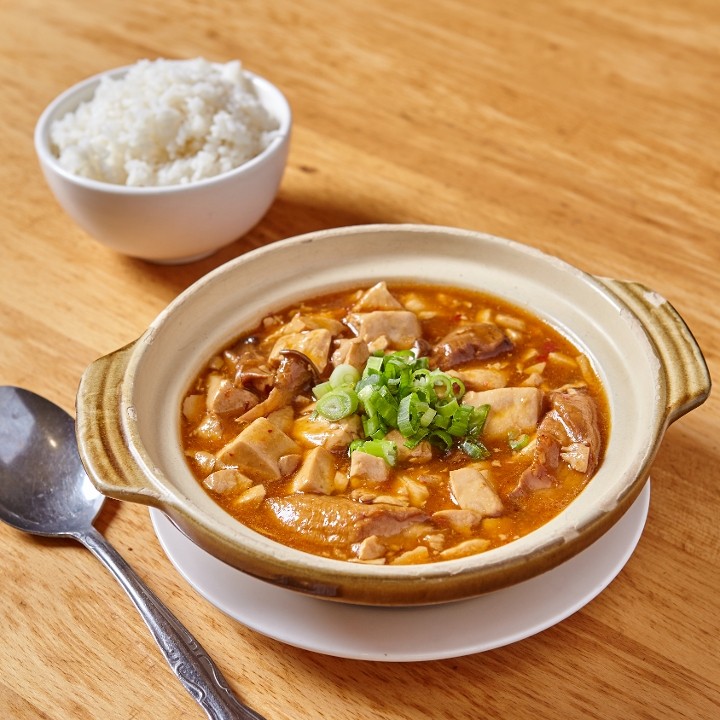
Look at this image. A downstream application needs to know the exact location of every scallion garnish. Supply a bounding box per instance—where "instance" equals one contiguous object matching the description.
[328,363,360,389]
[508,432,530,451]
[312,350,491,459]
[349,438,398,466]
[460,438,490,459]
[312,381,333,400]
[315,388,359,421]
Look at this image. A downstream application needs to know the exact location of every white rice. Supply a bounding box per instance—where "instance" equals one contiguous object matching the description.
[50,58,281,187]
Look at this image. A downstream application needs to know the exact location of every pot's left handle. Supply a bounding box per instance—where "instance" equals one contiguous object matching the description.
[599,278,711,425]
[75,342,165,506]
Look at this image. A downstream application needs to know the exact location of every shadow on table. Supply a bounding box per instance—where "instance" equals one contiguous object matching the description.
[117,193,407,298]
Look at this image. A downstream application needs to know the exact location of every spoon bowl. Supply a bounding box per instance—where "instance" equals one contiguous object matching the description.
[0,386,103,536]
[0,385,265,720]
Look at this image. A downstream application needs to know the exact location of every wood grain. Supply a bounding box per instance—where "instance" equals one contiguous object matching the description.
[0,1,718,718]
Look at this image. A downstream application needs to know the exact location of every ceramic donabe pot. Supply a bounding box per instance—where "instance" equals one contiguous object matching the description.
[75,224,710,606]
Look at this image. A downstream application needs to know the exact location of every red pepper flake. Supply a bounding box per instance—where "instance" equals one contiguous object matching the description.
[538,339,558,361]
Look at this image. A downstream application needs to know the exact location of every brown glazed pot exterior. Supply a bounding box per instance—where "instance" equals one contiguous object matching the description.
[75,225,711,605]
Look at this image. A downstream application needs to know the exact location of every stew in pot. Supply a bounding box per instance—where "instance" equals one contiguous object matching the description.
[180,282,609,565]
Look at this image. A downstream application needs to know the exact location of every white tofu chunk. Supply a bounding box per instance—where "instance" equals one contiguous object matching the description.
[439,537,491,560]
[349,451,390,483]
[331,337,370,370]
[346,311,421,350]
[290,446,337,494]
[230,484,266,510]
[447,367,508,391]
[384,430,432,464]
[269,328,333,372]
[449,466,504,517]
[292,413,362,452]
[215,417,300,482]
[266,406,295,435]
[352,281,404,311]
[278,453,302,476]
[206,374,258,415]
[463,387,542,441]
[292,313,346,335]
[202,468,253,494]
[432,508,485,534]
[400,476,430,508]
[267,313,345,340]
[391,546,430,564]
[354,535,387,561]
[182,394,206,423]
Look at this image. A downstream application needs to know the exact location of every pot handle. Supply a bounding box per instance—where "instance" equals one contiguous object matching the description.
[76,341,167,507]
[599,278,711,424]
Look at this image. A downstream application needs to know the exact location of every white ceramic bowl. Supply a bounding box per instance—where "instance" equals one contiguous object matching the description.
[34,64,291,263]
[75,225,711,605]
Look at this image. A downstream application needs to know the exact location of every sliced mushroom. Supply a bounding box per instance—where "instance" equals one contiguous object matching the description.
[236,350,319,425]
[430,323,512,370]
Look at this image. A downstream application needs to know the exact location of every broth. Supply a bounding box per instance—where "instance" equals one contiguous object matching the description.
[180,282,609,565]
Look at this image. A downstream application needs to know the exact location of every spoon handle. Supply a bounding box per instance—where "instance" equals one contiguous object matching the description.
[78,525,267,720]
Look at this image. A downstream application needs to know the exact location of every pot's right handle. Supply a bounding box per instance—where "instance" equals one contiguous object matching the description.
[599,278,711,425]
[75,341,167,507]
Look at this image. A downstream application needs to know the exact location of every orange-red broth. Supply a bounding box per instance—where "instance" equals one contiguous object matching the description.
[180,284,609,564]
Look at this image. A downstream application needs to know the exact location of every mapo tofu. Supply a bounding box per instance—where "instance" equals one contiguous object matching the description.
[180,282,609,565]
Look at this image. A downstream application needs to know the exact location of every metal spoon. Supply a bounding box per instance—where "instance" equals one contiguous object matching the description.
[0,386,266,720]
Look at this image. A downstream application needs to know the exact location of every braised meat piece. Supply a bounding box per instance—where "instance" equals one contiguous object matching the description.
[430,323,512,370]
[226,339,275,395]
[205,374,258,415]
[237,350,318,425]
[512,386,601,496]
[265,495,430,554]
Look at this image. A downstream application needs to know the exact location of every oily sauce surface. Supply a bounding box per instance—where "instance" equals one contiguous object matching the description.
[180,283,609,565]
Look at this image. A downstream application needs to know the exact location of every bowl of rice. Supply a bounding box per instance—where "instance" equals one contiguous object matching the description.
[34,58,291,263]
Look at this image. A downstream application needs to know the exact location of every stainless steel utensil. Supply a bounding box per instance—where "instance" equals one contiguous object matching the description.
[0,385,266,720]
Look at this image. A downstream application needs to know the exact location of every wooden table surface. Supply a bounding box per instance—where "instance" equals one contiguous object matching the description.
[1,1,718,718]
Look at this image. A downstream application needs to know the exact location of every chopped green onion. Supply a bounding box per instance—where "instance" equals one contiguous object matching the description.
[356,373,381,394]
[363,356,384,375]
[375,388,398,425]
[312,380,333,399]
[460,439,490,459]
[397,394,416,436]
[329,363,360,389]
[316,388,358,421]
[508,432,530,451]
[436,397,459,417]
[448,404,474,437]
[362,413,385,439]
[402,429,429,449]
[349,438,398,466]
[316,350,494,460]
[419,407,436,427]
[429,428,454,449]
[471,404,490,431]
